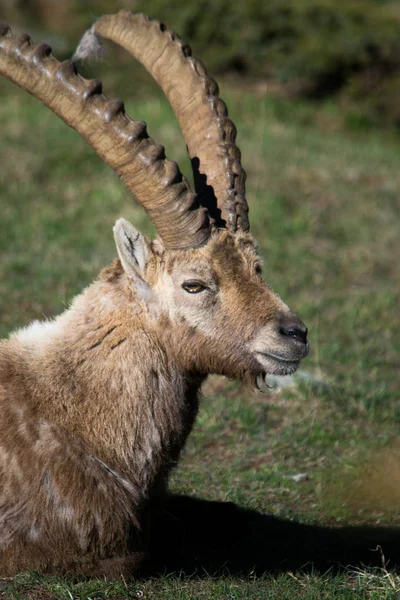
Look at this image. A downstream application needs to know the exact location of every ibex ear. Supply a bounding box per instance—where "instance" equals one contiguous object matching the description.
[113,218,151,280]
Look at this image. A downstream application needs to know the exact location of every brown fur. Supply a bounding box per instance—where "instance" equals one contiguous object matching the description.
[0,229,307,577]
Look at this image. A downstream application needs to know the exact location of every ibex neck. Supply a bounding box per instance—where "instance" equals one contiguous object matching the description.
[4,276,204,487]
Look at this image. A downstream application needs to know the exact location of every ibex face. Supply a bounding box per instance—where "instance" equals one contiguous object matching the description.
[114,221,308,389]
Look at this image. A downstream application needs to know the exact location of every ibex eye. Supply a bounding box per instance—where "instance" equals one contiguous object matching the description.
[182,281,205,294]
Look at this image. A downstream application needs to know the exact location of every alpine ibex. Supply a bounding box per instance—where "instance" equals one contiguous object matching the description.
[0,12,309,578]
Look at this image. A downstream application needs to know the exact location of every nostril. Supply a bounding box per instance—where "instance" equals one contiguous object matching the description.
[279,323,308,345]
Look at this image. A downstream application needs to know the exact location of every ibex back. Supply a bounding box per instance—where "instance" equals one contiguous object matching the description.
[0,12,309,578]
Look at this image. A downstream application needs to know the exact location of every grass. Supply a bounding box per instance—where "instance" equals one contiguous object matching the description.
[0,58,400,598]
[3,569,400,600]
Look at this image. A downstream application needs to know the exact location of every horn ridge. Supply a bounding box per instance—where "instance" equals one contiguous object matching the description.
[0,24,211,250]
[86,11,249,232]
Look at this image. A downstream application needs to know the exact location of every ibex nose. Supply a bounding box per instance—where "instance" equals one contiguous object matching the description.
[279,315,308,346]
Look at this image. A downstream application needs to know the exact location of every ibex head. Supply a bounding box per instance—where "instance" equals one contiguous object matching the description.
[114,221,308,388]
[0,12,308,390]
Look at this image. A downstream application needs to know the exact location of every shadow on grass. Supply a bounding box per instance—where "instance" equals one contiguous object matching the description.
[146,495,400,576]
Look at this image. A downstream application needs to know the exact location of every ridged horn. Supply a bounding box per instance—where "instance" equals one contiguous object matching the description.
[0,24,211,250]
[75,11,249,232]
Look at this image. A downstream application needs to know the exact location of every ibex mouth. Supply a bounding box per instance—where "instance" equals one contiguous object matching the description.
[258,351,302,363]
[255,361,299,391]
[255,352,301,388]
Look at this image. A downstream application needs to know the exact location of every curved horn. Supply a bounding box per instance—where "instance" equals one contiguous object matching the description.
[0,24,211,250]
[75,12,249,233]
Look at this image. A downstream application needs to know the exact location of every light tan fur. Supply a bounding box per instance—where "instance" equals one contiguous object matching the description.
[0,224,308,578]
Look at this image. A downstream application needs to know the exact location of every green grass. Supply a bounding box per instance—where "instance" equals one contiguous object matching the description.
[0,68,400,598]
[3,569,400,600]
